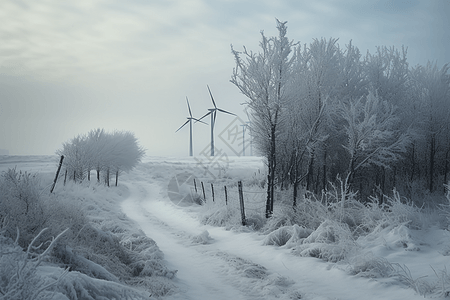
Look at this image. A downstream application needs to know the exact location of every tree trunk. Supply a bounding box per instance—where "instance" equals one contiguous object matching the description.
[322,149,327,192]
[306,150,315,191]
[347,150,357,187]
[429,135,436,192]
[115,170,119,187]
[106,168,110,187]
[293,156,298,208]
[410,143,415,182]
[266,124,277,218]
[444,149,449,192]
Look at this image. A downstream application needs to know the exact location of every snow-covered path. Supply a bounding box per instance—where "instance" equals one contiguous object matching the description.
[120,159,426,300]
[122,181,249,300]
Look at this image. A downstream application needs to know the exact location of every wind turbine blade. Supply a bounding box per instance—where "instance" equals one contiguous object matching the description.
[207,85,217,109]
[175,120,190,132]
[192,118,208,125]
[217,108,236,116]
[213,110,217,124]
[186,97,192,118]
[197,111,211,122]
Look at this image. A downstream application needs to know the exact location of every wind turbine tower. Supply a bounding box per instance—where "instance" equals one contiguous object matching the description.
[199,85,236,156]
[176,97,207,156]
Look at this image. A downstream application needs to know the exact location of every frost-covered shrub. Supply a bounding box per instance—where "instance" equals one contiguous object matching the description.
[303,219,353,244]
[360,196,388,231]
[245,213,266,230]
[53,215,176,284]
[263,202,312,233]
[346,253,396,278]
[0,229,68,300]
[202,205,240,227]
[263,224,312,247]
[263,226,293,246]
[0,168,88,249]
[293,220,358,262]
[384,191,426,229]
[358,223,421,252]
[0,168,46,247]
[53,271,149,300]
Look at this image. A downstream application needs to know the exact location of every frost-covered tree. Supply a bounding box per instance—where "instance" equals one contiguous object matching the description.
[57,134,89,182]
[231,19,298,217]
[105,131,146,186]
[408,62,450,191]
[295,38,341,192]
[231,19,450,207]
[57,129,145,186]
[337,91,411,189]
[364,46,409,107]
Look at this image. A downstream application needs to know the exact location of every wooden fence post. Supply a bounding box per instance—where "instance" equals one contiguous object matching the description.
[201,182,206,202]
[50,155,64,193]
[224,186,228,205]
[238,181,246,226]
[211,183,215,202]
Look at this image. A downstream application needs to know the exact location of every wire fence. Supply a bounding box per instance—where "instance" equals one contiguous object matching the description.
[191,179,266,225]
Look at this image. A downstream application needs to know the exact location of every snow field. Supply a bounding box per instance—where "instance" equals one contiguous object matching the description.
[2,155,450,299]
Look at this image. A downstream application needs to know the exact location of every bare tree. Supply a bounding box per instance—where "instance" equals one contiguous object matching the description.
[231,19,297,217]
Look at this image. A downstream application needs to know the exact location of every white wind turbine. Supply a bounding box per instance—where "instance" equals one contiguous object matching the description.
[176,97,207,156]
[198,85,236,156]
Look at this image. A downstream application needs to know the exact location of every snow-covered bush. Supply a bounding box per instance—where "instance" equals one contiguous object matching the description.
[0,228,68,300]
[0,168,88,250]
[263,224,312,247]
[52,271,149,300]
[202,204,240,228]
[346,252,396,278]
[0,168,45,247]
[292,219,359,262]
[245,213,266,230]
[263,226,293,246]
[380,191,427,230]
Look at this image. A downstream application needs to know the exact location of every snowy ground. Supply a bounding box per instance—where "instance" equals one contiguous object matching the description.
[1,155,450,299]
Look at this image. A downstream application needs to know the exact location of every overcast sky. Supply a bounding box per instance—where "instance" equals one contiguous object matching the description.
[0,0,449,157]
